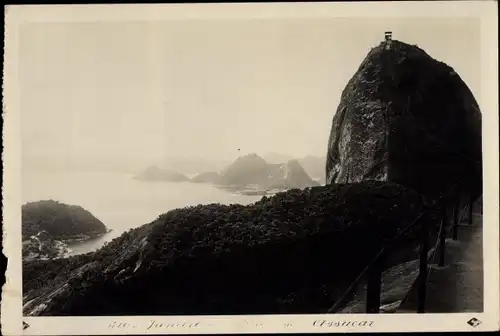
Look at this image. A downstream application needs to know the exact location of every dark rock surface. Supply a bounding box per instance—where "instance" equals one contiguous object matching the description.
[325,40,482,199]
[23,182,431,316]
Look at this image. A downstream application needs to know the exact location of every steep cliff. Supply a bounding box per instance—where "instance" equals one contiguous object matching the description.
[325,40,482,199]
[217,153,270,186]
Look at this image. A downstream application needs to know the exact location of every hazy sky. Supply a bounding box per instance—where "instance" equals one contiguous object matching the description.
[19,17,480,168]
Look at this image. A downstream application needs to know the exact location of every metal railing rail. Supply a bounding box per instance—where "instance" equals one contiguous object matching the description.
[327,192,445,313]
[328,181,479,314]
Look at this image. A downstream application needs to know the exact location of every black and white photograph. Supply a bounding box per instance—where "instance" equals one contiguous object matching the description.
[2,2,499,334]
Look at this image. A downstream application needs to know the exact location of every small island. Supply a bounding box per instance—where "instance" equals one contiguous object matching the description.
[22,200,109,261]
[133,165,190,182]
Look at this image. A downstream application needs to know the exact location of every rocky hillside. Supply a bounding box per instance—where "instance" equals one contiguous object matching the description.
[22,200,108,260]
[217,154,318,191]
[325,40,482,199]
[23,181,435,316]
[134,165,190,182]
[218,153,270,186]
[22,230,71,261]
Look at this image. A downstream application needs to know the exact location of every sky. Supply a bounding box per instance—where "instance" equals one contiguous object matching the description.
[19,17,480,171]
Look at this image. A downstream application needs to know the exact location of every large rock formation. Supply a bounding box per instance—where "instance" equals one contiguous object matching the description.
[218,153,270,186]
[217,154,319,192]
[23,181,432,316]
[326,40,482,200]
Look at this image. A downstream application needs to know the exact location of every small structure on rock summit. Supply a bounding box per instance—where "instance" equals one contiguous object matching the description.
[384,31,392,49]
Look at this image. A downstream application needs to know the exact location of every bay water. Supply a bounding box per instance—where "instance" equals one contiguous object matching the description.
[22,171,262,255]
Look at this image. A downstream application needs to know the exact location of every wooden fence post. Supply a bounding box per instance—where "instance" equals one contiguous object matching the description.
[417,212,429,313]
[452,200,459,240]
[438,199,447,267]
[468,196,474,226]
[365,255,383,314]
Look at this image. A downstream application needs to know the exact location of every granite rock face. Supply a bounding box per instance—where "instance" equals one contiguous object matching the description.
[326,40,482,199]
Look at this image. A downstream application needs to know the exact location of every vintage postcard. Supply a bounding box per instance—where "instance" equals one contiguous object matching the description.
[2,1,499,334]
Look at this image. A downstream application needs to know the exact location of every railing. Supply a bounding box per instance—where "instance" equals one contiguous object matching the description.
[328,186,480,314]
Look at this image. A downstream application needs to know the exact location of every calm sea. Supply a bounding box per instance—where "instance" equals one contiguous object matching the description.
[22,171,262,255]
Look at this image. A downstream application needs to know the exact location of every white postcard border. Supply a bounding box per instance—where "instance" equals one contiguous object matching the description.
[2,1,499,334]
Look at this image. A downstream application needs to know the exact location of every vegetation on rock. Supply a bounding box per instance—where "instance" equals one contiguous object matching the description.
[22,200,108,260]
[22,200,108,241]
[23,39,480,317]
[23,181,437,316]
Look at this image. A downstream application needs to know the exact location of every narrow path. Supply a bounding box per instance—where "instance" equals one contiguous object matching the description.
[398,214,483,313]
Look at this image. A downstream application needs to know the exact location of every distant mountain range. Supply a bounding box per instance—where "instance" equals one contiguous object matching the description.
[217,153,320,190]
[24,152,326,184]
[135,153,322,195]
